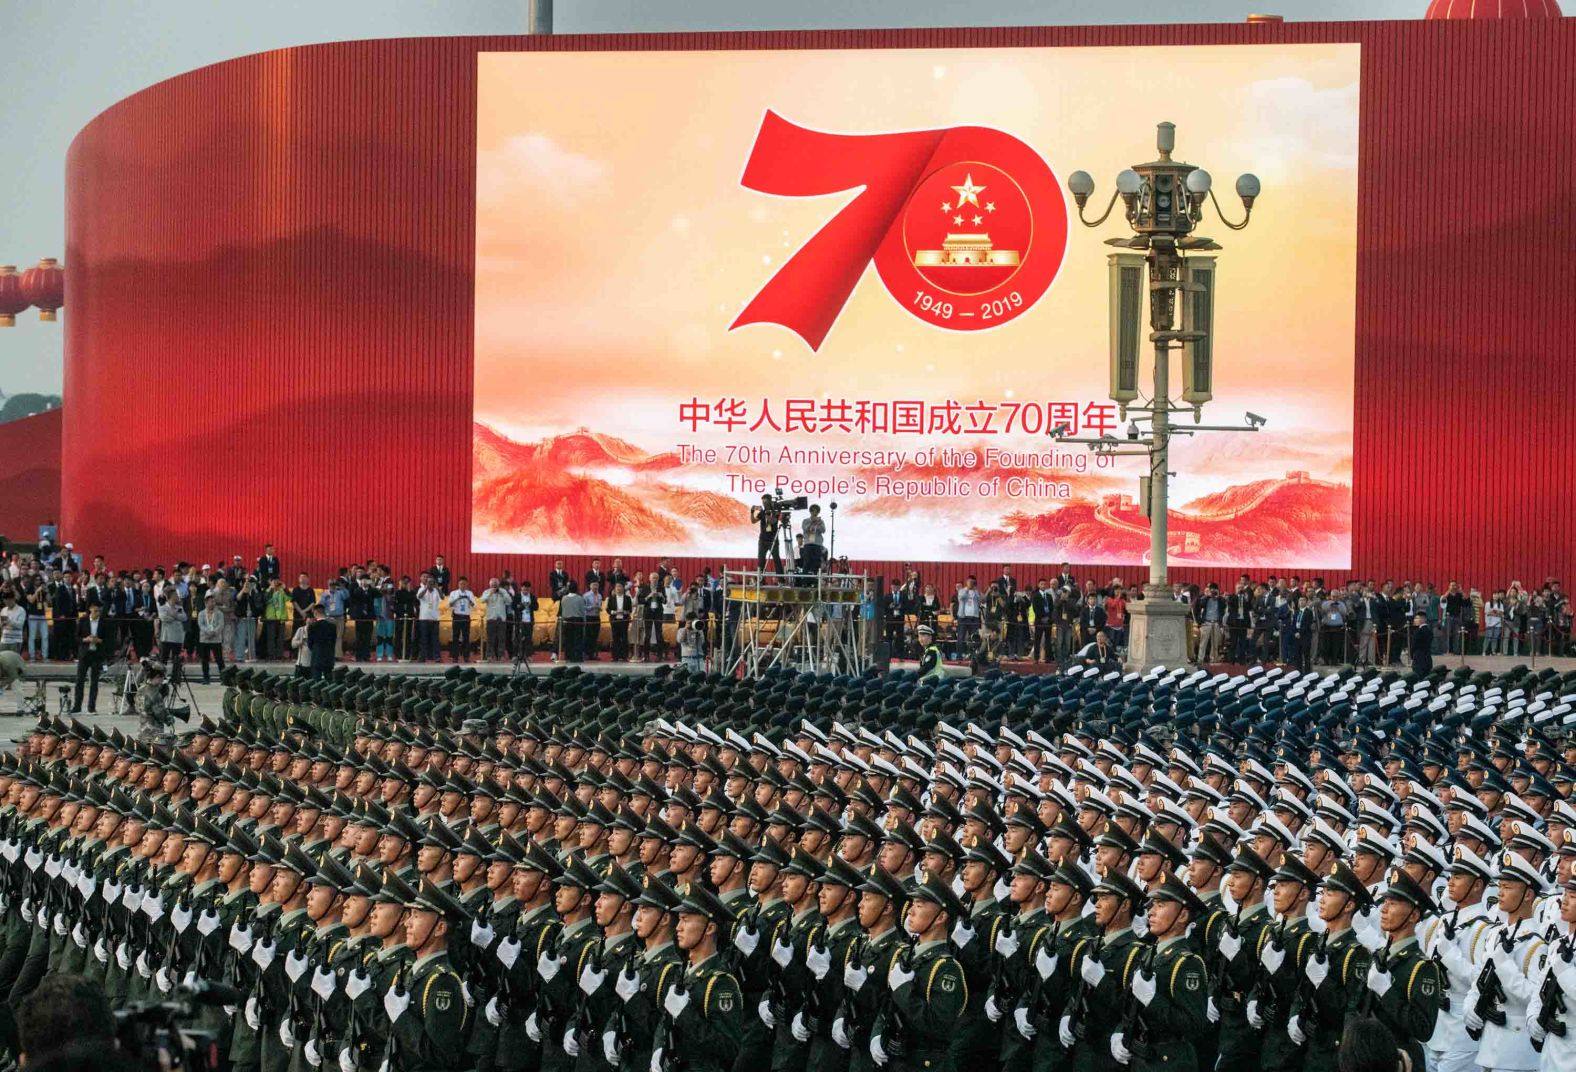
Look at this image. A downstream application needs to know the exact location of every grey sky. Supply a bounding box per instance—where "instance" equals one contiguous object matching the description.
[0,0,1421,396]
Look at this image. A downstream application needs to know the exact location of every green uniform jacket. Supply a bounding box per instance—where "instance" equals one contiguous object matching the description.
[610,940,685,1072]
[996,909,1052,1072]
[1252,917,1313,1072]
[770,905,827,1072]
[1027,914,1101,1072]
[1068,926,1144,1072]
[1128,935,1209,1072]
[1344,935,1441,1072]
[1212,904,1271,1069]
[393,950,471,1072]
[666,953,745,1072]
[1293,928,1366,1072]
[845,926,908,1072]
[803,915,866,1072]
[950,897,1008,1070]
[880,938,968,1072]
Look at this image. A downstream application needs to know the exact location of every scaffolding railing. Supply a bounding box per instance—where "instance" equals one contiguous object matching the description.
[722,569,874,677]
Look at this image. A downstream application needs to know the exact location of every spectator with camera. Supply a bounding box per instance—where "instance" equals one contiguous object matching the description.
[156,585,187,679]
[449,575,476,662]
[195,593,226,683]
[415,573,442,662]
[232,575,262,662]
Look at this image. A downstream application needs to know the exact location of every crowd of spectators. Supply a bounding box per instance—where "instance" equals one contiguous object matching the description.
[0,540,1569,682]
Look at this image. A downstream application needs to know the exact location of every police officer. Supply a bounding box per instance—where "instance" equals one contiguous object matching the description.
[916,626,944,682]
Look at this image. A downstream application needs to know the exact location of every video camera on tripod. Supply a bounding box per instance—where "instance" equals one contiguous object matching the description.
[763,490,809,516]
[114,978,241,1072]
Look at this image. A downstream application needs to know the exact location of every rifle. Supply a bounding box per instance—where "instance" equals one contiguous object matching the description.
[1117,943,1158,1059]
[1534,964,1567,1052]
[1247,919,1291,1022]
[1356,936,1395,1019]
[1067,934,1106,1041]
[1467,955,1507,1040]
[1290,931,1329,1021]
[1208,907,1243,1008]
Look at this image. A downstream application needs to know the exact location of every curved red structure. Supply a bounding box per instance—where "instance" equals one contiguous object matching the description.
[63,24,1576,590]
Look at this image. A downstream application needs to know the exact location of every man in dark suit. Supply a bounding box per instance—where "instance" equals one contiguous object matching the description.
[1031,581,1057,663]
[548,560,571,601]
[257,544,281,584]
[1409,612,1434,675]
[306,606,338,678]
[1055,562,1077,590]
[995,564,1018,598]
[584,559,606,598]
[606,583,634,661]
[73,603,114,713]
[430,555,452,594]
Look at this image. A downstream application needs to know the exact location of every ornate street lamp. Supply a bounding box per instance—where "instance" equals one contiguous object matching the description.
[1057,122,1261,670]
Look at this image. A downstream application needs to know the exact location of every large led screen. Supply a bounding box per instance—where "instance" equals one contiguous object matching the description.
[474,45,1358,567]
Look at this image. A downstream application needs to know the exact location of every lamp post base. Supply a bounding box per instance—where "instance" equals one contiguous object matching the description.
[1124,585,1190,673]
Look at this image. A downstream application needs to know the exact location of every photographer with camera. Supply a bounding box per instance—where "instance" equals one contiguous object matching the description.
[156,587,188,682]
[135,661,187,745]
[751,494,786,574]
[16,975,116,1068]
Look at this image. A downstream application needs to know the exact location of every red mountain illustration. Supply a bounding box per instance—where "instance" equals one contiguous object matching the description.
[963,474,1351,565]
[473,469,687,543]
[473,422,679,482]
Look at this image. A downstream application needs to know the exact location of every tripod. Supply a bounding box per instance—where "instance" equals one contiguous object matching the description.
[510,619,536,678]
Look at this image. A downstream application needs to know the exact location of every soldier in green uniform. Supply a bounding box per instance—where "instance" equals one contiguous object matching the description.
[1111,874,1209,1072]
[1349,868,1443,1072]
[1292,861,1373,1072]
[655,885,744,1072]
[797,855,866,1072]
[728,839,792,1072]
[1063,870,1145,1072]
[1249,855,1319,1072]
[491,840,562,1072]
[1211,846,1274,1072]
[836,865,908,1072]
[1021,862,1099,1072]
[989,850,1055,1072]
[870,871,969,1072]
[534,855,605,1072]
[767,850,826,1072]
[600,875,685,1072]
[568,862,643,1072]
[950,839,1010,1072]
[284,853,356,1072]
[1183,833,1232,1072]
[386,879,472,1072]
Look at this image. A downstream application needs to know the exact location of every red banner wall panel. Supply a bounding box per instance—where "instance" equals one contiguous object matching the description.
[61,22,1576,591]
[0,410,63,544]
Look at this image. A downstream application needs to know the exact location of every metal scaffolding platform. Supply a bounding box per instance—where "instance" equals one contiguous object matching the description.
[722,569,874,677]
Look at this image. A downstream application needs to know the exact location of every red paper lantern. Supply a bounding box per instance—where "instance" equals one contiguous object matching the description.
[1425,0,1561,18]
[0,267,29,328]
[19,258,64,322]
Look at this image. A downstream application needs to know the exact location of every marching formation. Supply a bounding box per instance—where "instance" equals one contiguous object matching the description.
[0,659,1575,1072]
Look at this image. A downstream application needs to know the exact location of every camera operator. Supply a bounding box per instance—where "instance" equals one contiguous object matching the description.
[750,493,785,574]
[135,661,186,745]
[156,585,188,681]
[800,504,827,573]
[16,975,115,1068]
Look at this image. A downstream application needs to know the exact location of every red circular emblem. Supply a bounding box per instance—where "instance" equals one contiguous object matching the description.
[873,128,1067,332]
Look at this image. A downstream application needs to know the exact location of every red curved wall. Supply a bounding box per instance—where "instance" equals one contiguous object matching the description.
[63,23,1576,591]
[0,410,62,543]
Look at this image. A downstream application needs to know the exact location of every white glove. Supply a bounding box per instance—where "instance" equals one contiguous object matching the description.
[1112,1032,1132,1065]
[616,968,641,1002]
[143,894,165,922]
[806,943,832,980]
[485,997,502,1027]
[985,995,1003,1022]
[1133,970,1157,1007]
[1354,909,1385,952]
[525,1013,543,1042]
[311,967,337,1000]
[1260,941,1286,974]
[538,950,563,983]
[1079,956,1106,986]
[1247,1000,1264,1029]
[136,951,153,979]
[1464,1004,1485,1032]
[757,997,775,1027]
[18,902,32,925]
[650,1048,664,1072]
[497,936,522,969]
[304,1039,322,1068]
[197,910,220,936]
[843,962,869,992]
[790,1012,809,1042]
[1305,953,1330,987]
[1207,996,1220,1024]
[888,959,916,991]
[383,987,411,1022]
[70,922,86,949]
[286,951,310,982]
[171,903,193,933]
[470,920,495,948]
[951,919,976,949]
[338,1045,356,1072]
[995,929,1020,959]
[664,985,691,1020]
[280,1020,296,1048]
[832,1017,850,1049]
[870,1035,889,1067]
[36,907,50,931]
[734,924,761,957]
[93,937,108,964]
[23,848,42,871]
[1035,948,1058,980]
[52,913,67,937]
[1014,1006,1036,1039]
[252,940,277,970]
[154,967,172,993]
[1058,1015,1075,1048]
[1218,930,1243,961]
[579,962,608,996]
[1367,962,1393,997]
[44,855,61,878]
[115,944,132,971]
[1288,1014,1306,1045]
[244,996,261,1030]
[123,886,143,912]
[771,937,794,968]
[603,1029,620,1066]
[345,970,371,1000]
[563,1028,581,1058]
